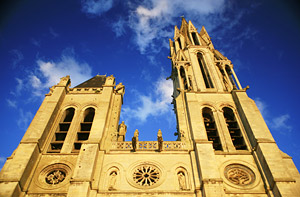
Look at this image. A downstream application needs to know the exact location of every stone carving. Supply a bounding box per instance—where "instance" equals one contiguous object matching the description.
[45,170,66,185]
[115,82,125,95]
[132,129,139,152]
[157,129,163,152]
[118,121,127,142]
[133,165,160,187]
[177,172,187,190]
[108,171,117,190]
[224,164,255,186]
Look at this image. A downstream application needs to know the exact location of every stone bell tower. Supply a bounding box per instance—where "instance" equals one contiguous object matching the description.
[0,17,299,197]
[169,18,300,196]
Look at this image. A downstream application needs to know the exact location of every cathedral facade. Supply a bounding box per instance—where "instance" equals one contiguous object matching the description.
[1,18,299,196]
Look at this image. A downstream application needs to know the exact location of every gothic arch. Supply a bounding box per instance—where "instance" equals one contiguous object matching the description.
[100,163,124,190]
[173,165,191,190]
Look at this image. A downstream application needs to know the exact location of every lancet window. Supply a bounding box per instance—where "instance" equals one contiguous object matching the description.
[48,107,75,153]
[177,38,182,49]
[191,32,200,45]
[223,107,247,150]
[202,107,222,150]
[179,66,188,90]
[73,107,95,151]
[225,65,237,90]
[197,53,214,88]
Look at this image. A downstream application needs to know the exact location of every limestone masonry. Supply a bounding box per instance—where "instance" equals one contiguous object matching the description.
[1,18,299,196]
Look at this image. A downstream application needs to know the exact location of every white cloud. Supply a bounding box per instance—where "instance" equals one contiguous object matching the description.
[112,17,126,37]
[254,98,292,133]
[254,97,267,118]
[122,77,173,122]
[10,78,24,96]
[128,0,225,53]
[17,109,34,130]
[270,114,292,132]
[31,55,92,95]
[6,99,17,108]
[10,49,24,68]
[81,0,114,16]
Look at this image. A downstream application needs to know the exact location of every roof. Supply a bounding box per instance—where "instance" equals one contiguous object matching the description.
[74,75,106,88]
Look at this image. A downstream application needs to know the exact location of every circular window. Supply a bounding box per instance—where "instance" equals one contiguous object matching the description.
[45,170,66,185]
[224,164,255,186]
[36,163,72,189]
[127,162,163,189]
[133,165,160,186]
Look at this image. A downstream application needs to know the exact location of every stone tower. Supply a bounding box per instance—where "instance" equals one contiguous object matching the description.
[0,18,299,197]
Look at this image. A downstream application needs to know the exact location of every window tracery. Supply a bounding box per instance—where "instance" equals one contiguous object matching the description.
[48,107,75,153]
[132,165,160,187]
[203,107,222,150]
[223,107,247,150]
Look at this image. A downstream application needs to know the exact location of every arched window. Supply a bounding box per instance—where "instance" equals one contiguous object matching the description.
[192,32,200,45]
[180,66,188,90]
[223,107,247,150]
[225,65,237,90]
[197,53,214,88]
[48,107,75,153]
[74,107,95,151]
[202,107,222,150]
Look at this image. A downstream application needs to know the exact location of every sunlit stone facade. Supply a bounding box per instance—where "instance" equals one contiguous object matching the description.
[1,18,299,197]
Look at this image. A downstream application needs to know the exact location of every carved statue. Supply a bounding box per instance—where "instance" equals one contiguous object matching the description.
[118,121,127,141]
[179,130,186,141]
[108,171,117,190]
[177,172,187,190]
[115,82,125,95]
[157,129,163,152]
[132,129,139,152]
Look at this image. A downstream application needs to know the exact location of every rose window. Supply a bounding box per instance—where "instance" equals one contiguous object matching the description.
[133,165,160,186]
[45,170,66,185]
[224,164,255,186]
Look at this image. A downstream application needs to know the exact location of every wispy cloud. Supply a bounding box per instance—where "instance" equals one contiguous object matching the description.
[81,0,114,16]
[269,114,292,132]
[112,17,126,37]
[127,0,226,54]
[255,97,267,118]
[17,109,34,130]
[10,49,24,68]
[122,77,173,122]
[29,53,92,96]
[49,27,59,38]
[254,98,292,133]
[6,99,17,108]
[10,78,24,96]
[31,38,41,47]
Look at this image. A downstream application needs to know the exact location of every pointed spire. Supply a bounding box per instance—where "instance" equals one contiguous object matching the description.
[174,25,180,39]
[179,17,188,33]
[188,20,197,33]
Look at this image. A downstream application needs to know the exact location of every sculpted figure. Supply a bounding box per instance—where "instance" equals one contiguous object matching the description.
[115,82,125,94]
[108,171,117,190]
[118,121,127,141]
[178,172,187,190]
[157,129,163,152]
[132,129,139,152]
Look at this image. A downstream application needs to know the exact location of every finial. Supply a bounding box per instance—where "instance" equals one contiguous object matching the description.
[180,15,185,19]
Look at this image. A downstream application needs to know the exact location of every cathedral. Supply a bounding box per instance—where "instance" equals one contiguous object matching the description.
[1,18,299,196]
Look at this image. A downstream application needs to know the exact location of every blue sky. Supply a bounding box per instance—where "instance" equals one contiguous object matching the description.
[0,0,300,170]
